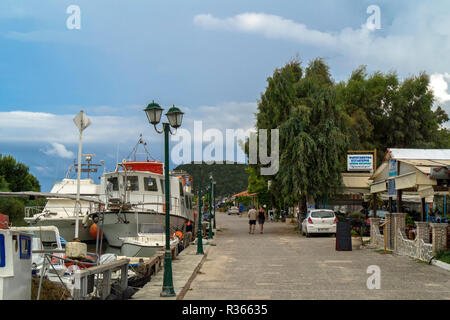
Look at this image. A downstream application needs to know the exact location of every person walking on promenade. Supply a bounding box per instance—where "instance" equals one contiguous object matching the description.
[248,206,257,234]
[258,205,266,234]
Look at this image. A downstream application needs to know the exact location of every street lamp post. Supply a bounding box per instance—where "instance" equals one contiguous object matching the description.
[72,110,91,240]
[208,176,213,239]
[196,169,204,255]
[213,180,216,230]
[144,100,184,297]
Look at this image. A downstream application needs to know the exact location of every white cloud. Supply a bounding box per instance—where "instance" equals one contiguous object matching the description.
[181,101,257,142]
[194,13,336,47]
[0,102,257,147]
[174,101,257,150]
[430,73,450,104]
[0,110,155,145]
[42,143,74,159]
[4,30,88,45]
[193,10,450,75]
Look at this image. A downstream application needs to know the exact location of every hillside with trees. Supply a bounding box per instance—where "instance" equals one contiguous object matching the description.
[0,154,43,225]
[174,162,248,198]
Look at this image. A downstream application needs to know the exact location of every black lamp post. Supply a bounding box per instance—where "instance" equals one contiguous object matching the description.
[196,169,204,254]
[213,180,216,229]
[208,174,214,239]
[144,100,183,297]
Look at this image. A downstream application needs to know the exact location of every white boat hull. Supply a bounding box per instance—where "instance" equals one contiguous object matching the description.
[24,217,94,243]
[101,211,189,247]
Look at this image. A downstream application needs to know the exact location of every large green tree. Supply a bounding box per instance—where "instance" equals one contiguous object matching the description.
[249,59,449,213]
[336,67,450,163]
[0,154,42,225]
[252,58,348,211]
[0,155,41,192]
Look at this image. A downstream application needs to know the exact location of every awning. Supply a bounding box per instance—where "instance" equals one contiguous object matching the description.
[231,190,257,198]
[370,181,386,193]
[394,172,416,190]
[417,185,434,198]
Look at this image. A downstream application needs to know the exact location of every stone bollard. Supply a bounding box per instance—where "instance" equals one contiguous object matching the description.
[415,221,429,243]
[384,213,394,250]
[392,213,406,253]
[430,223,448,255]
[370,218,380,246]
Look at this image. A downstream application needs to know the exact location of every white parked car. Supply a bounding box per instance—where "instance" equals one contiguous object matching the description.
[301,209,337,237]
[227,206,239,215]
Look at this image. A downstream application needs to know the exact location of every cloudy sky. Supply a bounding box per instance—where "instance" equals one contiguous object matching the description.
[1,0,450,191]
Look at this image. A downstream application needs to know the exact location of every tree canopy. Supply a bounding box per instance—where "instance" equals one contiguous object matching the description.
[0,154,42,225]
[248,58,450,213]
[336,66,450,162]
[0,154,41,192]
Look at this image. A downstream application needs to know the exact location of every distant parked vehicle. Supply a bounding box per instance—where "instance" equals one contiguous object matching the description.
[367,210,388,222]
[301,209,337,237]
[365,209,389,236]
[227,206,239,215]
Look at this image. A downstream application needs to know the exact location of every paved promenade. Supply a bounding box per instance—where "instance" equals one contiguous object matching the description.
[183,213,450,300]
[133,243,211,300]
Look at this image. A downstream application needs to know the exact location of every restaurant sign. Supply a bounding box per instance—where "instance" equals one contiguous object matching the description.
[347,154,373,171]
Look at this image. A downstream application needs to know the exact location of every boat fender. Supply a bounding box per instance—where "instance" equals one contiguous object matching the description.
[82,215,89,227]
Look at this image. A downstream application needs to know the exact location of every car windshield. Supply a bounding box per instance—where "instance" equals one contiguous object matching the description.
[311,211,334,218]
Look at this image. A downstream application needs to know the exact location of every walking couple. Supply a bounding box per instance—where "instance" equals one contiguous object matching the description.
[248,205,266,234]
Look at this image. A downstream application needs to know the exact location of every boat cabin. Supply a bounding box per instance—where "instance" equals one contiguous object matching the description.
[101,163,194,220]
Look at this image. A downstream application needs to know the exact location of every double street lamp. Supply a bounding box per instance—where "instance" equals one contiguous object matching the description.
[212,180,216,230]
[208,173,216,238]
[144,100,184,297]
[196,169,204,255]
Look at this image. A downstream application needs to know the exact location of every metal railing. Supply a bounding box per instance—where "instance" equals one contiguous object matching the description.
[72,259,129,300]
[25,205,96,218]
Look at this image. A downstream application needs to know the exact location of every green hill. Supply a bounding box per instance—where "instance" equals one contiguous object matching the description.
[174,162,248,198]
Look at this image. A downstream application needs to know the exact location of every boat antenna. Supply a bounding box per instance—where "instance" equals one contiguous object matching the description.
[126,134,156,162]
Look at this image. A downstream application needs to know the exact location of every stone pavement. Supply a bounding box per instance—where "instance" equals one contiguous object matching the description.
[183,213,450,300]
[132,243,211,300]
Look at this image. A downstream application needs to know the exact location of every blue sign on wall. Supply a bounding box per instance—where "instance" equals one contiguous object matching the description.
[388,179,396,195]
[389,159,397,176]
[0,234,5,267]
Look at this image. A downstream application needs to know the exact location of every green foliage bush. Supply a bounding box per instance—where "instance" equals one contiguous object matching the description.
[0,154,42,225]
[435,250,450,264]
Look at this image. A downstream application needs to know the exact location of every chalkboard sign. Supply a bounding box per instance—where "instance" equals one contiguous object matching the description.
[336,221,352,251]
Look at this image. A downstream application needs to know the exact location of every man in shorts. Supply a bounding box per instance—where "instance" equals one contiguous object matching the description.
[248,206,257,234]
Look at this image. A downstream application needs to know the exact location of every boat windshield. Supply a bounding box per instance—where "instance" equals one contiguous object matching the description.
[144,177,158,192]
[107,177,119,191]
[126,176,139,191]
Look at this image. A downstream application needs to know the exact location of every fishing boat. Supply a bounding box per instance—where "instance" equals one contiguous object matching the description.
[119,224,179,257]
[23,155,103,242]
[99,136,195,248]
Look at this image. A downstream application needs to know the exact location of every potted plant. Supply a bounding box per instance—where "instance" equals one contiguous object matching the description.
[285,212,295,224]
[405,214,416,240]
[348,211,366,249]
